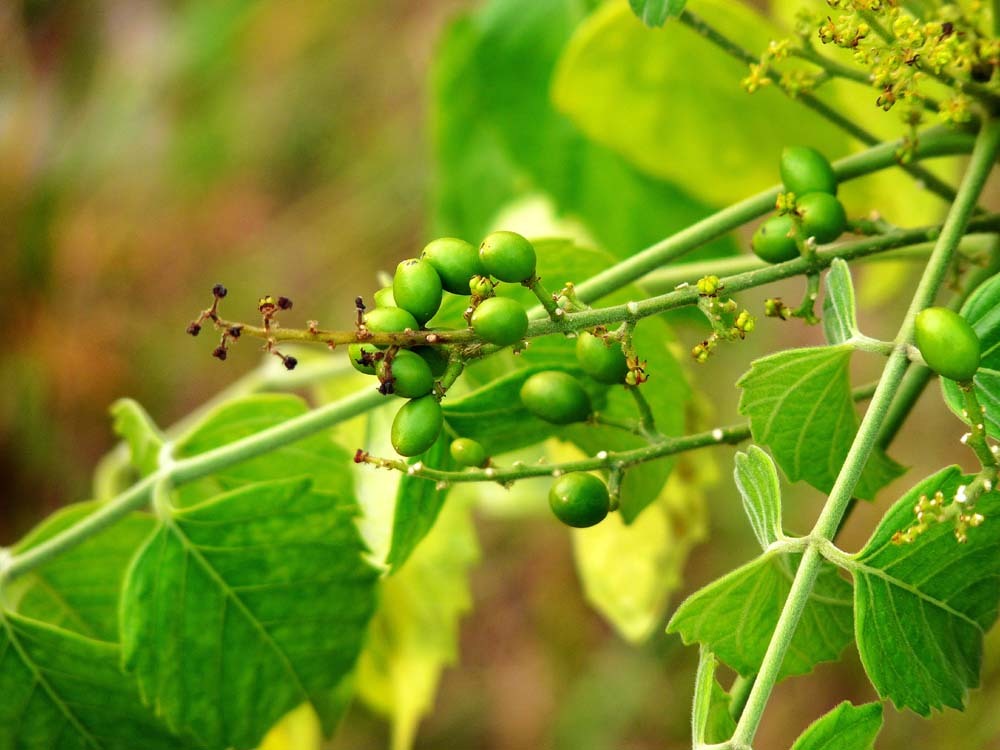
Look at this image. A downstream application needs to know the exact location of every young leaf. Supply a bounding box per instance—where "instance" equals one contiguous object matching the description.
[733,445,783,551]
[941,270,1000,438]
[356,495,479,750]
[691,647,736,746]
[10,501,154,642]
[0,612,197,750]
[667,551,853,678]
[851,467,1000,715]
[822,259,860,345]
[790,701,883,750]
[120,477,379,749]
[629,0,685,28]
[738,346,904,499]
[111,398,166,476]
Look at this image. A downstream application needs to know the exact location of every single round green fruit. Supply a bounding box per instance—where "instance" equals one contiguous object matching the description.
[450,438,488,468]
[548,473,610,528]
[413,345,450,378]
[797,192,846,244]
[373,286,396,308]
[576,332,629,384]
[479,231,536,283]
[470,297,528,347]
[780,146,838,196]
[422,238,486,295]
[751,214,799,264]
[914,306,981,382]
[376,350,435,398]
[520,371,591,425]
[348,343,379,375]
[364,306,420,350]
[391,396,443,457]
[393,258,443,325]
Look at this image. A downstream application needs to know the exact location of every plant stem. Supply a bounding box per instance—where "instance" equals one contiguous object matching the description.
[729,116,1000,747]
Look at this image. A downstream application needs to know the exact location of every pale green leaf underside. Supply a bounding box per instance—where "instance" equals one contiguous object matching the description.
[822,258,859,345]
[789,701,883,750]
[0,612,196,750]
[942,270,1000,438]
[738,346,904,499]
[121,477,378,749]
[852,467,1000,715]
[668,551,853,678]
[111,399,165,477]
[733,446,783,551]
[628,0,685,27]
[691,648,735,746]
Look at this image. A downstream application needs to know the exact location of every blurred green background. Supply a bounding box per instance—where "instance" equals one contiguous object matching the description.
[2,0,999,748]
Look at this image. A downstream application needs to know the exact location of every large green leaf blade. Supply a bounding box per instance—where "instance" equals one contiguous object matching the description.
[853,467,1000,715]
[0,612,198,750]
[667,551,853,678]
[789,701,883,750]
[120,477,379,749]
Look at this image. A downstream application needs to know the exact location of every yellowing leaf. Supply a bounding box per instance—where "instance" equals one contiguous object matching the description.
[258,704,322,750]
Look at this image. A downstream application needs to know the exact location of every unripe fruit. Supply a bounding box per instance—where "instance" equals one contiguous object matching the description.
[364,306,420,350]
[479,231,536,283]
[576,332,629,384]
[422,238,486,295]
[548,473,610,528]
[520,371,591,425]
[469,275,493,298]
[450,438,488,468]
[914,306,981,382]
[373,286,396,308]
[471,297,528,347]
[376,350,435,398]
[348,343,380,375]
[391,396,443,457]
[797,192,846,244]
[751,214,799,264]
[780,146,838,196]
[393,258,443,325]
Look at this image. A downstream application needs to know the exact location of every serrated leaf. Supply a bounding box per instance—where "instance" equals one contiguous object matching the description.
[629,0,685,27]
[173,393,355,506]
[110,399,165,476]
[790,701,883,750]
[733,446,782,551]
[942,270,1000,439]
[822,259,860,345]
[356,496,478,750]
[0,612,197,750]
[852,467,1000,715]
[668,551,853,679]
[10,502,154,642]
[120,477,378,749]
[738,346,904,500]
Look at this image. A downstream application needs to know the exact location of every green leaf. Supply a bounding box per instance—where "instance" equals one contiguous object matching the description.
[852,467,1000,715]
[667,551,853,679]
[111,399,165,476]
[691,648,735,746]
[822,259,860,346]
[629,0,685,27]
[120,477,379,749]
[790,701,883,750]
[733,446,783,551]
[173,393,355,505]
[0,612,197,750]
[10,502,154,642]
[356,496,478,750]
[942,270,1000,439]
[738,346,904,500]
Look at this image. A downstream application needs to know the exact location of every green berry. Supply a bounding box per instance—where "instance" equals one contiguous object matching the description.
[520,371,591,425]
[348,343,379,375]
[393,258,443,325]
[479,231,536,283]
[914,306,981,382]
[373,286,396,308]
[548,473,610,528]
[364,306,419,350]
[391,395,443,457]
[470,297,528,347]
[797,192,846,244]
[376,350,435,398]
[422,238,486,295]
[780,146,838,196]
[413,345,450,378]
[450,438,488,468]
[469,274,493,298]
[751,214,799,263]
[576,332,629,385]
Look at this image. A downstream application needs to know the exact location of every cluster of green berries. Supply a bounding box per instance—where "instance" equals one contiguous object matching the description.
[752,146,847,264]
[690,276,756,363]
